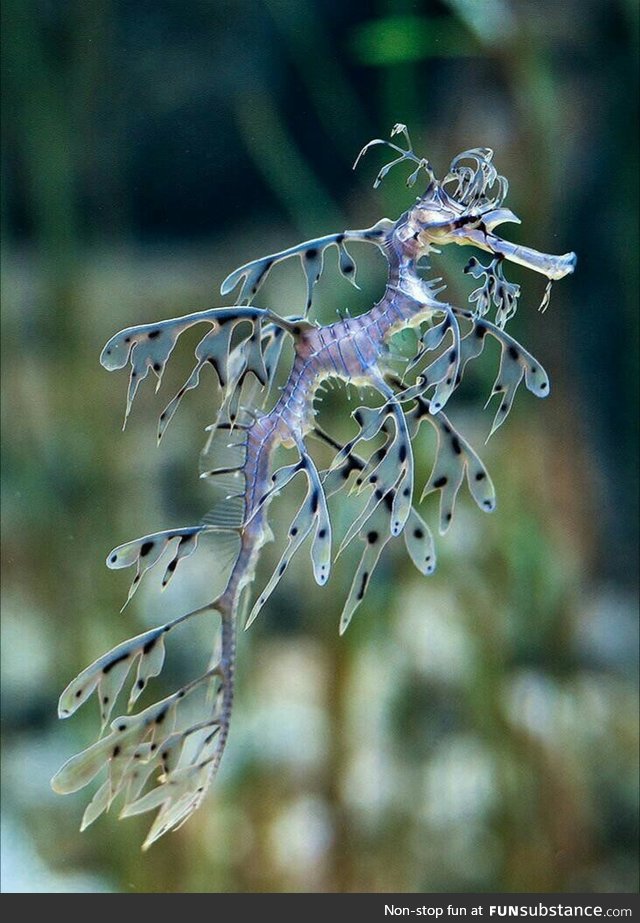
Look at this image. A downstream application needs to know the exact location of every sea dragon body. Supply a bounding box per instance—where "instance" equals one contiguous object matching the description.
[52,126,576,848]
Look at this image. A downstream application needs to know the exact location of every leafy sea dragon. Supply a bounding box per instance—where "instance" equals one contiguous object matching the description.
[52,126,576,848]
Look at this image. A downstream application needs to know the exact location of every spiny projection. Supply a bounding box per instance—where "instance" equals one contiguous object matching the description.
[52,125,576,848]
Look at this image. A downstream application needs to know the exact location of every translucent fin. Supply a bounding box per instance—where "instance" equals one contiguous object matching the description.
[198,423,248,489]
[200,495,246,530]
[107,526,215,607]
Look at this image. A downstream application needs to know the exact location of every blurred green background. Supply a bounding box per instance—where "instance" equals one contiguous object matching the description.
[1,0,638,894]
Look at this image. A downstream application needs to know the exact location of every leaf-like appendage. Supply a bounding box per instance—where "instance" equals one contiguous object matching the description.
[220,226,388,315]
[464,256,521,328]
[418,408,496,533]
[339,502,393,635]
[107,526,215,607]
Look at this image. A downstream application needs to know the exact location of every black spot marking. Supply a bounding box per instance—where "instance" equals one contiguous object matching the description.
[367,530,378,544]
[369,474,378,484]
[413,528,424,540]
[475,324,487,339]
[155,709,167,725]
[336,233,345,243]
[375,489,383,501]
[451,436,462,455]
[449,350,457,362]
[357,572,369,601]
[103,696,109,704]
[475,471,486,481]
[446,512,452,522]
[140,541,154,557]
[311,490,319,514]
[142,637,156,655]
[278,562,287,576]
[508,345,519,361]
[403,487,410,497]
[290,526,298,536]
[160,411,166,421]
[167,559,177,573]
[137,679,145,690]
[501,403,508,413]
[148,329,161,340]
[103,651,130,674]
[153,362,161,372]
[117,723,127,732]
[112,746,121,758]
[124,336,131,344]
[306,248,318,259]
[318,528,327,539]
[384,493,394,513]
[540,382,548,390]
[75,689,82,698]
[483,500,493,509]
[433,476,448,488]
[399,444,407,463]
[344,264,354,273]
[131,370,137,378]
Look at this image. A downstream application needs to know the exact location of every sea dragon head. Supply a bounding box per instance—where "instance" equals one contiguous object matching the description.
[355,124,576,283]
